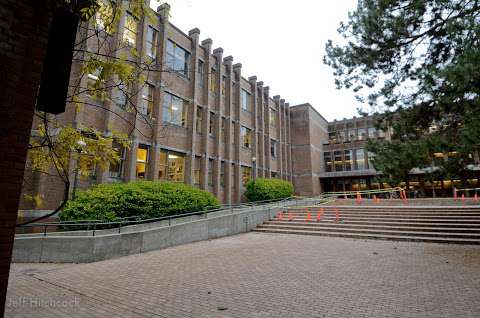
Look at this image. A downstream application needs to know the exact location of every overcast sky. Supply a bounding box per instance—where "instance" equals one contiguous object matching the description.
[151,0,359,121]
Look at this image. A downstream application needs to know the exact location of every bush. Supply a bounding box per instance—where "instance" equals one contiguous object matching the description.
[244,178,294,202]
[59,181,220,222]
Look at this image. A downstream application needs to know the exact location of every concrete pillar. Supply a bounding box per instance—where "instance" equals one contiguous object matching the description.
[273,95,282,178]
[264,86,271,177]
[257,81,265,177]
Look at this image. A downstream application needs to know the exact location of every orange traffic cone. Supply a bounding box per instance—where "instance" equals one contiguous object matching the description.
[454,188,458,201]
[306,211,312,222]
[461,193,465,206]
[288,212,293,221]
[474,193,478,202]
[373,194,377,204]
[278,212,283,221]
[317,208,324,222]
[335,207,340,223]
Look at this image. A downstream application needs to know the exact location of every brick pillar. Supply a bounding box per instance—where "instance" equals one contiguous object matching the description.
[223,56,234,204]
[264,86,271,177]
[200,38,212,189]
[0,0,54,313]
[212,47,223,198]
[232,63,242,202]
[257,82,265,178]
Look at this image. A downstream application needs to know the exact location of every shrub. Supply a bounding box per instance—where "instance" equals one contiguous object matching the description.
[59,181,220,222]
[244,178,294,202]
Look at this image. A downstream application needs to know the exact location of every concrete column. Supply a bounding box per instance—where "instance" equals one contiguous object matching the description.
[264,86,271,177]
[200,38,212,189]
[212,47,223,197]
[249,76,258,178]
[223,56,234,204]
[286,103,293,182]
[280,98,286,179]
[257,81,265,177]
[232,63,242,202]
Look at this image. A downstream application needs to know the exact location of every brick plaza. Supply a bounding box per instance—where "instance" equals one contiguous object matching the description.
[6,233,480,317]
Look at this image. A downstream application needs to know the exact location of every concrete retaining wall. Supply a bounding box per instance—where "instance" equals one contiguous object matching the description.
[12,204,284,263]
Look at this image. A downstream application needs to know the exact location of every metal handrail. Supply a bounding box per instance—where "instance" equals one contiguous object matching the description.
[17,196,317,236]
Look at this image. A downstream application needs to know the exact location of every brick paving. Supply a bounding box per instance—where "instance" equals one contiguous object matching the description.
[5,233,480,317]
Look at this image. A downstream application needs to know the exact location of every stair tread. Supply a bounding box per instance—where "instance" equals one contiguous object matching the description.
[258,224,480,236]
[252,228,480,243]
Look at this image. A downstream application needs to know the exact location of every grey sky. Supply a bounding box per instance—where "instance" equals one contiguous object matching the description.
[151,0,359,121]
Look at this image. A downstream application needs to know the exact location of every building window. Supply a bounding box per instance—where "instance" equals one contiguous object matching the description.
[162,92,187,127]
[140,83,154,116]
[334,151,343,172]
[208,159,214,186]
[146,26,158,60]
[209,112,215,135]
[271,171,277,178]
[220,161,225,187]
[270,139,277,158]
[95,0,114,33]
[197,60,204,87]
[241,89,250,111]
[123,12,137,46]
[328,131,336,143]
[109,142,126,179]
[367,127,376,139]
[355,149,365,170]
[193,156,201,187]
[324,152,332,172]
[221,76,226,96]
[338,130,346,143]
[210,68,217,93]
[113,83,128,109]
[136,144,149,179]
[166,40,190,77]
[344,150,352,171]
[269,108,277,126]
[367,151,375,169]
[241,126,252,148]
[195,107,203,134]
[242,166,252,185]
[87,66,103,98]
[357,128,366,140]
[158,150,185,182]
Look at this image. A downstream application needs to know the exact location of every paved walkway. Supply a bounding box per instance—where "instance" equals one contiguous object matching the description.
[6,233,480,317]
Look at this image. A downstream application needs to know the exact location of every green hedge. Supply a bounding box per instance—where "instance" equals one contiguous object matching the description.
[59,181,220,222]
[244,178,294,202]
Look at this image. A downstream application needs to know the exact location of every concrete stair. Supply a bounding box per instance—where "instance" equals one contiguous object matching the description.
[253,205,480,244]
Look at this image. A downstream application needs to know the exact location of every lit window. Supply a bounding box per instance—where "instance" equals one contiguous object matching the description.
[334,151,343,172]
[166,40,190,77]
[158,150,185,182]
[344,150,352,171]
[241,126,252,148]
[136,145,149,179]
[242,166,252,185]
[270,139,277,158]
[193,156,201,186]
[241,89,250,111]
[146,26,158,59]
[269,108,277,126]
[123,12,137,46]
[162,92,187,127]
[140,83,154,116]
